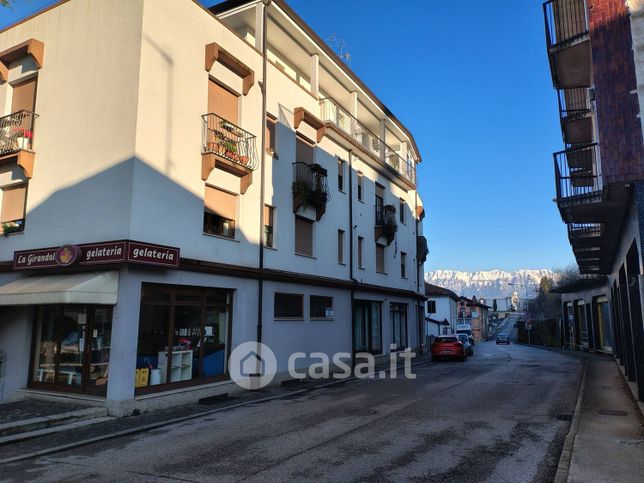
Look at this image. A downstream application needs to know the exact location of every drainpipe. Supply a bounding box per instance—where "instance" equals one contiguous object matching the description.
[348,150,357,365]
[257,0,271,345]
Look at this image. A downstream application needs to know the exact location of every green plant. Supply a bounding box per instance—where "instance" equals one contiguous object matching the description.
[1,221,22,235]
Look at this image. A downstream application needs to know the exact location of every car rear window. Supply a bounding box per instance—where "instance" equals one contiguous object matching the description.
[439,337,458,343]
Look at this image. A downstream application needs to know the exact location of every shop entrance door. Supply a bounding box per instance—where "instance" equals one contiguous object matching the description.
[353,301,382,355]
[31,305,112,396]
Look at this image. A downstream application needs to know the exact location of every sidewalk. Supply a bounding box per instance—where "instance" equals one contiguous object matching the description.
[566,354,644,482]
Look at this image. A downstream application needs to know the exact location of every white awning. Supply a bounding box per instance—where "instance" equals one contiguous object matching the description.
[0,271,118,306]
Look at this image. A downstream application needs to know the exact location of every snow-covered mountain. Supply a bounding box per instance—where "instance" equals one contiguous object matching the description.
[425,269,556,300]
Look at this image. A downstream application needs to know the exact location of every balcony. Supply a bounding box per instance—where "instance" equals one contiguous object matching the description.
[319,97,415,186]
[417,235,429,265]
[557,88,593,144]
[554,143,603,221]
[201,113,258,194]
[375,204,397,246]
[543,0,591,88]
[292,162,330,221]
[0,110,37,178]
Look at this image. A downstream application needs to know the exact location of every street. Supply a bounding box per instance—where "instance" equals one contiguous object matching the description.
[1,317,582,483]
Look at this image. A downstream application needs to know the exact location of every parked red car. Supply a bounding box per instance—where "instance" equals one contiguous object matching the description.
[430,335,467,362]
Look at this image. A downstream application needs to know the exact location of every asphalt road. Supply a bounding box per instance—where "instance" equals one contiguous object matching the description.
[1,318,582,483]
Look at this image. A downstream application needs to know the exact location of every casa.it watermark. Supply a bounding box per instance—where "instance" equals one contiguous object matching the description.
[229,341,416,390]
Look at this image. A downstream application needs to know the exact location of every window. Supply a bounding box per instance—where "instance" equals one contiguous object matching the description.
[400,251,407,278]
[399,198,406,223]
[376,243,385,273]
[357,172,364,201]
[264,205,274,248]
[266,117,277,155]
[358,236,364,269]
[136,284,232,391]
[295,216,313,256]
[338,159,345,191]
[0,184,27,234]
[337,229,345,264]
[296,136,314,165]
[203,186,237,239]
[274,293,304,318]
[208,79,239,124]
[391,303,408,349]
[427,300,437,314]
[354,301,382,354]
[310,296,333,318]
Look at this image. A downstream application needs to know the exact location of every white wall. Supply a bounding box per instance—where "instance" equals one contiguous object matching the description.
[0,301,32,401]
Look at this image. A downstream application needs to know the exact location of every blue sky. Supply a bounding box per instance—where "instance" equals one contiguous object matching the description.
[0,0,575,272]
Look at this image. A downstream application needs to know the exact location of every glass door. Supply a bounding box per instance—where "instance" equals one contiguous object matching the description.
[84,308,112,396]
[353,301,382,354]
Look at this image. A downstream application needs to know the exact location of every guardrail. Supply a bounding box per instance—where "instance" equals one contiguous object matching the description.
[0,110,37,156]
[202,113,258,171]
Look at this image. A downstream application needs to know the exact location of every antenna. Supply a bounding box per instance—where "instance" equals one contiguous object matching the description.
[327,32,352,65]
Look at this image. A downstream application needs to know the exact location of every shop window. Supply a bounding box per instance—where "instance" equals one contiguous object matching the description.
[136,284,232,392]
[0,184,27,235]
[310,296,333,319]
[265,205,274,248]
[31,306,112,396]
[295,216,313,256]
[391,302,408,349]
[204,185,237,239]
[338,229,345,264]
[274,293,303,318]
[376,243,385,273]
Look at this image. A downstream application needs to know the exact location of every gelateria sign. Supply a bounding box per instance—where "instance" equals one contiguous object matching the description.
[13,240,180,270]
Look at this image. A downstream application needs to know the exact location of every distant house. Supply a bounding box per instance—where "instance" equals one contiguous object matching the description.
[425,283,459,337]
[457,296,491,342]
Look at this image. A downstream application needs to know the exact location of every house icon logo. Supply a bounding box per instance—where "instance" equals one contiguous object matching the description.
[229,341,277,390]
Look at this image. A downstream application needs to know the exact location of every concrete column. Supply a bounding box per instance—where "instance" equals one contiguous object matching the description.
[106,267,140,414]
[350,91,358,118]
[254,2,265,51]
[310,53,319,98]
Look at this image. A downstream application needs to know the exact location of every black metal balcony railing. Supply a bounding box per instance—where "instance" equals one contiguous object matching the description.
[0,110,38,156]
[557,88,591,122]
[201,113,258,171]
[543,0,589,51]
[417,235,429,266]
[568,222,603,239]
[292,161,330,220]
[319,97,415,184]
[375,203,398,245]
[554,144,602,205]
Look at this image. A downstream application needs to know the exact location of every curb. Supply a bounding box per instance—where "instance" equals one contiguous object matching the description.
[0,358,431,465]
[554,357,587,483]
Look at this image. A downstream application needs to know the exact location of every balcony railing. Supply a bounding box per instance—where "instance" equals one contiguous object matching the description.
[375,203,397,245]
[568,223,603,239]
[557,88,591,122]
[0,110,37,156]
[543,0,589,51]
[292,161,330,220]
[201,113,258,171]
[319,97,415,184]
[554,144,602,206]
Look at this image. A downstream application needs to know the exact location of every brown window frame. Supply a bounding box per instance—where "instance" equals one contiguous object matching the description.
[294,215,314,257]
[358,236,364,269]
[400,251,407,278]
[376,243,386,274]
[337,229,345,264]
[264,204,275,248]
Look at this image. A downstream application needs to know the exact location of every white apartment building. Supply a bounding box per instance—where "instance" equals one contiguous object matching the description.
[0,0,427,414]
[424,283,458,337]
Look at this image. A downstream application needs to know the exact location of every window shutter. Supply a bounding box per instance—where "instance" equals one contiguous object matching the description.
[358,237,364,268]
[337,230,344,263]
[295,216,313,256]
[204,186,237,220]
[1,185,27,222]
[264,205,273,226]
[208,80,239,124]
[12,78,37,113]
[376,244,385,273]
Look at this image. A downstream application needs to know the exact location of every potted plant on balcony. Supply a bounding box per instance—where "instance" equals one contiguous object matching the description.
[12,127,32,150]
[1,221,23,236]
[219,119,235,133]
